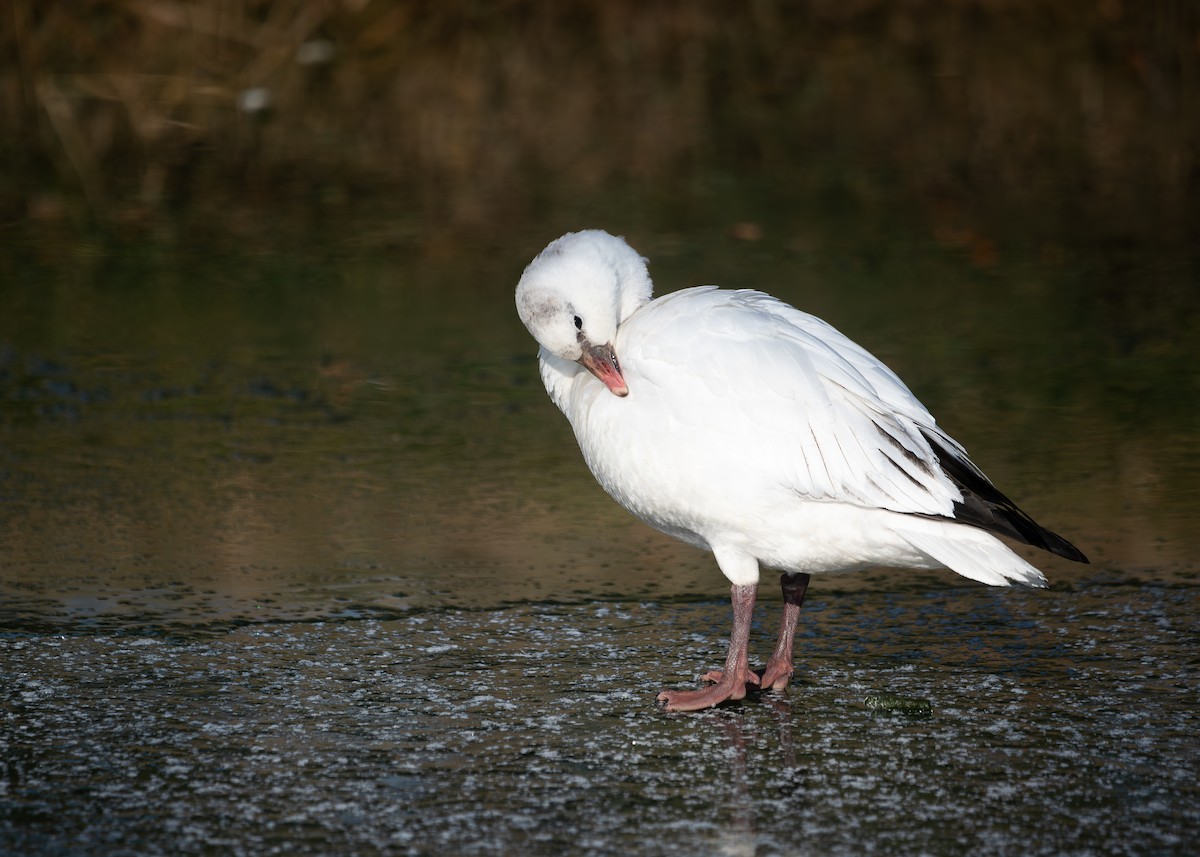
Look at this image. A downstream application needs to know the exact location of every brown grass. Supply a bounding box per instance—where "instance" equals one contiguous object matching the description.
[2,0,1197,237]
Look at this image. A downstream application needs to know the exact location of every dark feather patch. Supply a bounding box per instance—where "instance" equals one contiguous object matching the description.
[920,430,1089,564]
[874,423,937,479]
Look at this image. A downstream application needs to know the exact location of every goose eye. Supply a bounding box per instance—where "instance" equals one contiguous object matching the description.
[573,315,583,330]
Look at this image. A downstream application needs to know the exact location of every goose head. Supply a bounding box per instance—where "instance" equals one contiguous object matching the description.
[515,230,653,397]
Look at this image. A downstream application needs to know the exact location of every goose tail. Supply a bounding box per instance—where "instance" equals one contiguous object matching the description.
[896,518,1049,588]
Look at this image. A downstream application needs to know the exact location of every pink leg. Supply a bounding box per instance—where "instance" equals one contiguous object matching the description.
[759,572,811,691]
[657,583,759,712]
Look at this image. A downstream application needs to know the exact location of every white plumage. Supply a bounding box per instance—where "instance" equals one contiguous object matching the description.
[516,229,1086,711]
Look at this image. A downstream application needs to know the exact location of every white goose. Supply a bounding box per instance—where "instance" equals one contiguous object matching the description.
[515,229,1087,712]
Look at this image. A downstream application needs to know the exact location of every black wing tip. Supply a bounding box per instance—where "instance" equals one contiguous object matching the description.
[1003,509,1091,564]
[950,494,1090,564]
[920,429,1089,565]
[1041,531,1089,564]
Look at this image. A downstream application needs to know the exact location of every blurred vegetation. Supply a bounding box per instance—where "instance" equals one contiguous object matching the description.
[2,0,1197,247]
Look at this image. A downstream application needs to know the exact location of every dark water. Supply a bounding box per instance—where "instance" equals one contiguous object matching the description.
[2,208,1198,855]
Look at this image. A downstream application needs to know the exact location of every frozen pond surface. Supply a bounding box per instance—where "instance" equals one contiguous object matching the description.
[3,584,1198,856]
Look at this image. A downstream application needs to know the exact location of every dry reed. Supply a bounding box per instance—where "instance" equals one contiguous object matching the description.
[2,0,1196,237]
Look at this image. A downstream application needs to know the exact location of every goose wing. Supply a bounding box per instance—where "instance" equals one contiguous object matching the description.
[628,287,967,518]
